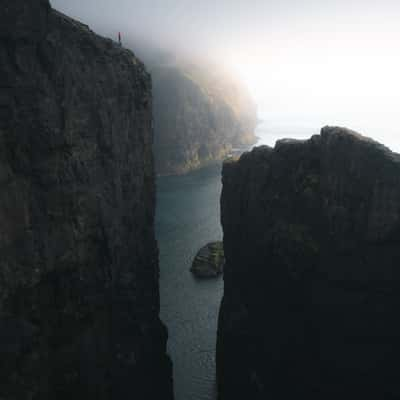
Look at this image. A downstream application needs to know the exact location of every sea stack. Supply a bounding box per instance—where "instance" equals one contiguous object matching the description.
[191,242,224,278]
[217,126,400,400]
[0,1,173,399]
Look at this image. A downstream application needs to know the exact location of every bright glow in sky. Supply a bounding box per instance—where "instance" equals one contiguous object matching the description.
[51,0,400,150]
[224,3,400,150]
[230,38,400,148]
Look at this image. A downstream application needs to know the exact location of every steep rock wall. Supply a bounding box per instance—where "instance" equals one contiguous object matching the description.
[218,127,400,400]
[0,1,173,399]
[152,65,257,175]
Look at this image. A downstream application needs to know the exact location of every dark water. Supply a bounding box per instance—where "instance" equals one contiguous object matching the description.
[155,120,309,400]
[156,164,223,400]
[155,119,322,400]
[155,117,397,400]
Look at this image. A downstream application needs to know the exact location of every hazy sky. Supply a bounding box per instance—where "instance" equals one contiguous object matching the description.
[51,0,400,149]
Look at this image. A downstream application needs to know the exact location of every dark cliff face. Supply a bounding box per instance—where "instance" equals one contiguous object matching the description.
[152,64,257,175]
[218,127,400,400]
[0,1,173,399]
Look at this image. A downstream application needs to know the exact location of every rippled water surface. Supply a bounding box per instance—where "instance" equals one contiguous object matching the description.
[156,118,322,400]
[156,117,398,400]
[156,164,223,400]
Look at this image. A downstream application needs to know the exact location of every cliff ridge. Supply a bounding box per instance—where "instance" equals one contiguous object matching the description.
[0,1,173,398]
[218,126,400,399]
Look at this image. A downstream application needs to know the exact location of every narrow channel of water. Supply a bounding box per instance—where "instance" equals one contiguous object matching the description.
[156,164,223,400]
[156,118,321,400]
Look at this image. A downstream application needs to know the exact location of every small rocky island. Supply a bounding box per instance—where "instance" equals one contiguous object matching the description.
[191,242,225,278]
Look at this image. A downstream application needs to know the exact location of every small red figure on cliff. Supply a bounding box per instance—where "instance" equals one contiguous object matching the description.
[118,32,122,46]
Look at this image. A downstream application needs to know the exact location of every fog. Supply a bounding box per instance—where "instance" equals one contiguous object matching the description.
[51,0,400,150]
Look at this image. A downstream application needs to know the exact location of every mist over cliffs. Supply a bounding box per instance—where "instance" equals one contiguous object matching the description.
[0,1,172,398]
[5,1,400,400]
[217,127,400,399]
[132,45,258,175]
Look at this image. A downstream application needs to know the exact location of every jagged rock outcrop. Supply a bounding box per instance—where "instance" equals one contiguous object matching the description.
[217,127,400,400]
[0,1,173,399]
[151,63,257,175]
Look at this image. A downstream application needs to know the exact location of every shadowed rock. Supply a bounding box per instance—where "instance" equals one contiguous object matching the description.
[191,242,225,278]
[217,126,400,400]
[0,1,173,399]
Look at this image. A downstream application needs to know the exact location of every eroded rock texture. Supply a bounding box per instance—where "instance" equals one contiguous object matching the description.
[217,127,400,400]
[191,242,224,279]
[0,1,173,399]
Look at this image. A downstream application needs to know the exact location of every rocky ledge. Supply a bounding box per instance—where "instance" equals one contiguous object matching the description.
[191,242,225,278]
[0,1,173,399]
[217,126,400,400]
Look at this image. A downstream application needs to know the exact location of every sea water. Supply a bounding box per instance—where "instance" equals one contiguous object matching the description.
[156,118,400,400]
[155,118,323,400]
[156,116,386,400]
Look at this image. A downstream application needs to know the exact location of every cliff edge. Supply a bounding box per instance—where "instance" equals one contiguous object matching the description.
[0,1,173,399]
[218,126,400,399]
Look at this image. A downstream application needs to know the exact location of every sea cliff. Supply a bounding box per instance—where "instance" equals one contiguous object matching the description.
[0,1,173,398]
[152,62,257,175]
[217,126,400,399]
